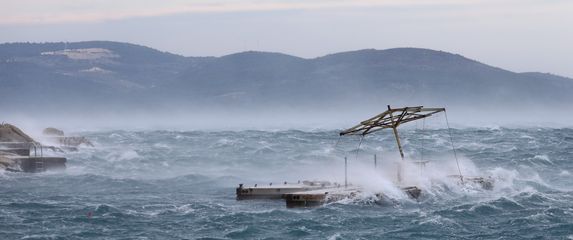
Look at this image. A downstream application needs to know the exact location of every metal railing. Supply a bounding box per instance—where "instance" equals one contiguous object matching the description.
[30,142,43,157]
[0,142,43,157]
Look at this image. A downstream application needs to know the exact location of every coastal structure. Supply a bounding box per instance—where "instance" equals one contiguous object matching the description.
[0,123,67,172]
[236,105,494,208]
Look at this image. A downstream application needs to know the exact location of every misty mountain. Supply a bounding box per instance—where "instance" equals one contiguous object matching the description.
[1,41,572,113]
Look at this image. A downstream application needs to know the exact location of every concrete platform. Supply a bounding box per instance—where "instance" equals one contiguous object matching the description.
[1,142,67,173]
[0,142,31,156]
[284,187,360,208]
[1,125,69,173]
[284,186,422,208]
[1,151,66,173]
[12,157,67,173]
[236,181,340,200]
[236,179,423,208]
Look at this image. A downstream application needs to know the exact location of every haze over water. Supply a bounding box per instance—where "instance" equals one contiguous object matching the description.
[1,126,572,239]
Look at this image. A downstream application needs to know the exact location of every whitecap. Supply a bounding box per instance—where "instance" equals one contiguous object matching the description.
[533,155,553,164]
[106,149,140,162]
[109,133,123,138]
[520,134,535,140]
[153,143,171,149]
[328,233,342,240]
[419,215,461,227]
[175,204,195,214]
[118,150,140,160]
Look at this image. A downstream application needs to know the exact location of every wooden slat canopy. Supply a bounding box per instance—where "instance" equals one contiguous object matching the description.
[340,105,445,136]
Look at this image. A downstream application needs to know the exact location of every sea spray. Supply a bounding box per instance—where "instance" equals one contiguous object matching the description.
[0,128,572,239]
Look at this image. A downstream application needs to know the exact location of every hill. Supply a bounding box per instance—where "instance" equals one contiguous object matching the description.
[1,41,572,116]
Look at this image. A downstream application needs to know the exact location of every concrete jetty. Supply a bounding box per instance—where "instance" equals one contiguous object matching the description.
[0,123,67,173]
[284,187,360,208]
[236,181,339,200]
[236,180,422,208]
[284,186,421,208]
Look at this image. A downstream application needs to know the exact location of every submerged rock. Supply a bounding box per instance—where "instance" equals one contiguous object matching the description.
[43,127,94,148]
[42,127,65,136]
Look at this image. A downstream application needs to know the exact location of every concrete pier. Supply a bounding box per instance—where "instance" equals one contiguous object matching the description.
[236,181,340,200]
[0,142,31,156]
[12,157,66,173]
[236,180,423,208]
[284,186,422,208]
[1,142,67,173]
[1,124,69,173]
[284,187,360,208]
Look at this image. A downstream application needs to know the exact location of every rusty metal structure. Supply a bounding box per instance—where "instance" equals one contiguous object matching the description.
[339,105,495,190]
[340,105,451,183]
[340,105,445,160]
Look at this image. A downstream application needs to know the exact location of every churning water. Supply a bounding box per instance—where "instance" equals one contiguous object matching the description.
[1,128,572,239]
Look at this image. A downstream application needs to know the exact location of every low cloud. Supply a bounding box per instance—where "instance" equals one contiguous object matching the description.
[1,0,469,25]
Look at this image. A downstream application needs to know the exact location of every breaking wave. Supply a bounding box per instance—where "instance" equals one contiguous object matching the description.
[1,128,572,239]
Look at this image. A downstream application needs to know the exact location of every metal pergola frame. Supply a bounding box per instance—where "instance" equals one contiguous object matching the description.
[340,105,445,137]
[339,105,446,183]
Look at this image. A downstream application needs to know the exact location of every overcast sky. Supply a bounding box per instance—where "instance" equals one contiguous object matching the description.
[1,0,572,77]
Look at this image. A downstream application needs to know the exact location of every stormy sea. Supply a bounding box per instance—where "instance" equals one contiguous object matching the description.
[1,127,572,239]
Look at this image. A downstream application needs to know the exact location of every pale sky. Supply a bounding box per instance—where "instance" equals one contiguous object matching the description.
[1,0,572,77]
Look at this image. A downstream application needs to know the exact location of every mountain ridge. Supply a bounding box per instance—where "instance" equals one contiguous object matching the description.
[1,41,572,114]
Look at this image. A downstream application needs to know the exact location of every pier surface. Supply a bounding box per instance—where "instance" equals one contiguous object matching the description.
[236,181,339,200]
